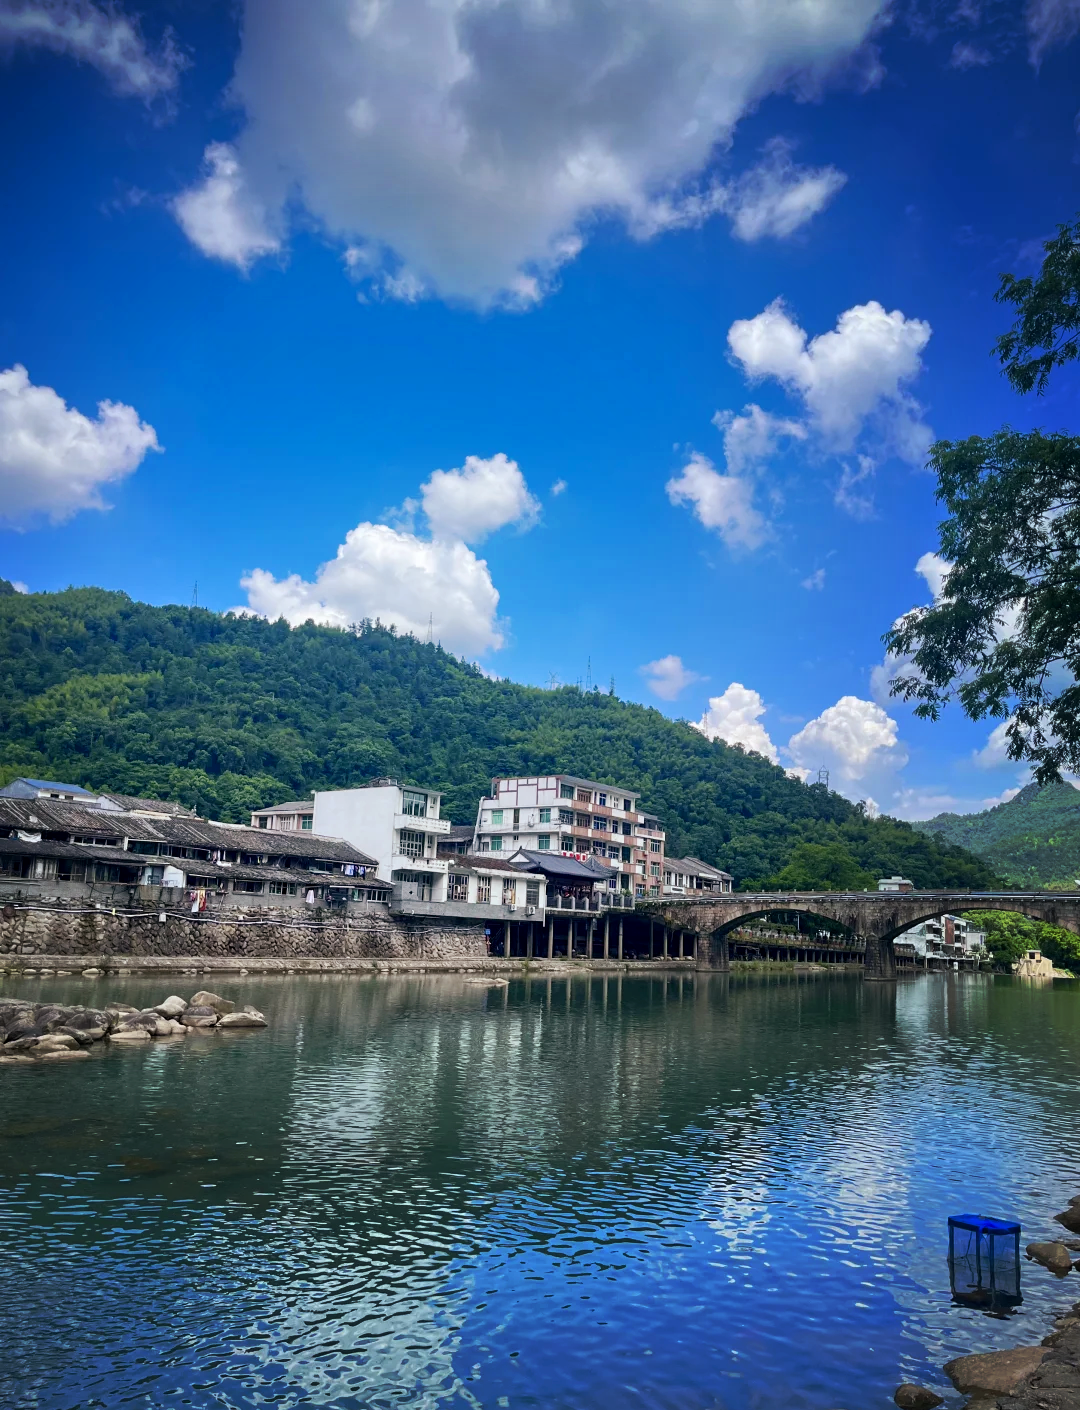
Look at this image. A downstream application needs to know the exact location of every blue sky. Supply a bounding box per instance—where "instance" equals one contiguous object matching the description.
[1,0,1078,819]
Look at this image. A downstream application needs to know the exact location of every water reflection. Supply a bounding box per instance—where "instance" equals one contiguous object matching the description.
[0,971,1077,1409]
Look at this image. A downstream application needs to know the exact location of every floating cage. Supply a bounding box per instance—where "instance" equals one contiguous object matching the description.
[948,1214,1022,1311]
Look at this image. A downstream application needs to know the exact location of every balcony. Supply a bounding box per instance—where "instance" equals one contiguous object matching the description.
[391,854,449,875]
[394,813,450,834]
[549,892,635,912]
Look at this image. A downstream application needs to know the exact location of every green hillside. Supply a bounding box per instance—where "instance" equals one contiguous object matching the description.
[913,781,1080,889]
[0,582,998,890]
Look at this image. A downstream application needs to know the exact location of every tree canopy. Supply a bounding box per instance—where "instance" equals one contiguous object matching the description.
[914,780,1080,889]
[0,583,998,891]
[884,216,1080,781]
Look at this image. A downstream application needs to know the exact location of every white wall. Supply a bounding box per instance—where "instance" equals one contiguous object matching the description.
[313,786,398,881]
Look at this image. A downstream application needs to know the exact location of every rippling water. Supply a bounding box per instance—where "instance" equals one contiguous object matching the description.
[1,971,1078,1410]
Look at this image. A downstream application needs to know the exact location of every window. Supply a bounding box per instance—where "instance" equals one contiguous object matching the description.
[258,816,268,829]
[650,862,661,877]
[592,840,607,855]
[503,880,517,906]
[490,836,503,852]
[577,788,591,802]
[269,881,297,895]
[649,840,661,853]
[537,834,551,850]
[623,798,632,810]
[560,784,574,799]
[635,883,645,897]
[448,873,469,902]
[513,809,520,829]
[233,879,264,893]
[57,859,86,882]
[539,807,551,824]
[598,792,607,807]
[622,846,632,862]
[576,812,590,829]
[622,821,632,836]
[477,875,492,903]
[401,790,429,817]
[561,835,574,851]
[525,881,540,906]
[301,817,312,830]
[490,809,504,825]
[559,809,573,825]
[592,816,607,831]
[398,829,425,859]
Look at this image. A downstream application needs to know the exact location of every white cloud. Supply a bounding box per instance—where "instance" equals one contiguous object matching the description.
[712,402,807,477]
[949,41,993,67]
[10,580,28,593]
[0,363,160,527]
[801,568,826,590]
[1027,0,1080,62]
[174,0,886,305]
[915,549,951,601]
[172,144,282,271]
[693,683,779,763]
[727,298,932,462]
[641,654,703,701]
[973,720,1013,769]
[835,454,876,517]
[983,786,1022,806]
[551,479,567,497]
[787,695,908,785]
[666,451,769,551]
[420,453,538,543]
[0,0,182,98]
[634,139,846,242]
[238,453,540,655]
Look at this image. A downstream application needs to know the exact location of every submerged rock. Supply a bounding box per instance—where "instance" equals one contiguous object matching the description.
[894,1385,943,1409]
[944,1347,1047,1395]
[1027,1241,1074,1275]
[218,1008,267,1029]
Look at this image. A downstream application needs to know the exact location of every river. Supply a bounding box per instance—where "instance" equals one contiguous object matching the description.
[1,970,1077,1409]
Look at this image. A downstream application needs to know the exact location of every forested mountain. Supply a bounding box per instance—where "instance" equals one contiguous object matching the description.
[914,781,1080,889]
[0,583,998,890]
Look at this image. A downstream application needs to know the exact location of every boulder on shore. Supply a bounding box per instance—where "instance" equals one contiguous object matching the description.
[189,990,235,1015]
[1027,1241,1074,1275]
[894,1385,943,1409]
[944,1347,1047,1395]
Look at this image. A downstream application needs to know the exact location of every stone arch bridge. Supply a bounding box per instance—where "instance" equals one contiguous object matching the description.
[639,892,1080,979]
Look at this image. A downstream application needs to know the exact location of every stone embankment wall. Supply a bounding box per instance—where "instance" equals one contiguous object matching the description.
[0,896,487,964]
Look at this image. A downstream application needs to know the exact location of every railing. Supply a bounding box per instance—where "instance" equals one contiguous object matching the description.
[549,892,635,912]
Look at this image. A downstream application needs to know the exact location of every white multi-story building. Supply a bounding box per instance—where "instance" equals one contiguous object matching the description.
[252,778,450,902]
[898,914,987,962]
[472,774,666,897]
[663,856,733,896]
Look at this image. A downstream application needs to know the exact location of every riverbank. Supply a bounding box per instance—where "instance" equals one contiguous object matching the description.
[0,952,866,978]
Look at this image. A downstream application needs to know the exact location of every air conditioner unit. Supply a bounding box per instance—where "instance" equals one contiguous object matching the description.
[507,904,516,913]
[525,905,536,916]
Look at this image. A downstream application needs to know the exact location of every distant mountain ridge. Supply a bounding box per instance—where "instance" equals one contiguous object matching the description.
[0,582,998,891]
[913,781,1080,888]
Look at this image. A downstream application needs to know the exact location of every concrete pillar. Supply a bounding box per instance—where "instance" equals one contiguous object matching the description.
[677,930,684,960]
[662,926,669,960]
[863,933,897,980]
[617,916,624,961]
[650,920,656,958]
[547,915,554,959]
[694,930,730,971]
[603,913,610,960]
[527,922,534,960]
[588,918,596,958]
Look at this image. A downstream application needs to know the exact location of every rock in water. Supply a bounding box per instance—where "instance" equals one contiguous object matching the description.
[894,1385,943,1409]
[39,1048,90,1062]
[189,991,235,1015]
[34,1034,79,1053]
[154,996,187,1019]
[1027,1241,1074,1274]
[218,1008,267,1029]
[181,1005,219,1028]
[944,1347,1048,1395]
[1055,1207,1080,1234]
[108,1028,152,1042]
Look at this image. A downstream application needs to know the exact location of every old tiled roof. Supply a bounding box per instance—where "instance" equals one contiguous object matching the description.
[666,855,733,881]
[507,849,614,880]
[250,799,314,815]
[449,854,541,875]
[97,793,197,816]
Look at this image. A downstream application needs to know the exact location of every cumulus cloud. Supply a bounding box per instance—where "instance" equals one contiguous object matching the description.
[420,453,538,542]
[712,402,808,477]
[171,144,282,271]
[692,683,779,763]
[172,0,885,305]
[1027,0,1080,62]
[787,695,908,785]
[666,451,770,551]
[915,549,951,601]
[973,720,1014,769]
[0,363,160,527]
[550,479,567,496]
[238,451,538,655]
[11,580,28,593]
[641,654,703,702]
[727,298,933,462]
[0,0,182,98]
[634,139,846,242]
